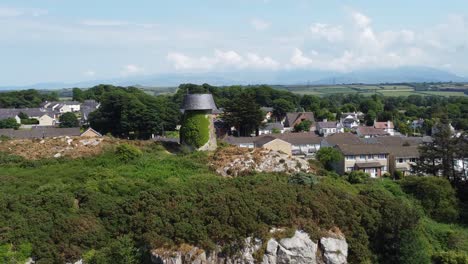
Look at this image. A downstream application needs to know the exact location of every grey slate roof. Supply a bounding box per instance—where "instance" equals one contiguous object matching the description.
[0,109,19,119]
[261,122,284,131]
[357,126,389,136]
[0,108,54,119]
[181,94,217,111]
[336,144,389,155]
[317,121,338,129]
[0,127,80,139]
[384,145,420,158]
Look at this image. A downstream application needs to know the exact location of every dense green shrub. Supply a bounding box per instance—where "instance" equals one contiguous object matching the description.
[0,118,20,129]
[316,147,342,170]
[180,111,210,148]
[288,172,318,186]
[433,251,468,264]
[400,177,459,222]
[115,144,143,162]
[347,171,370,184]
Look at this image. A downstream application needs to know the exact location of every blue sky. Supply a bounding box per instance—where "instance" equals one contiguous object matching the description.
[0,0,467,85]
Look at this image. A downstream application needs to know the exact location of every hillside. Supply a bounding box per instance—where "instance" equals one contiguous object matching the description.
[0,142,467,263]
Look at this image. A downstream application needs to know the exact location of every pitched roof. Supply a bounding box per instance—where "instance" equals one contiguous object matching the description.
[0,108,54,119]
[337,144,389,155]
[0,109,19,119]
[274,132,322,145]
[322,133,361,146]
[261,122,284,131]
[384,145,420,158]
[285,112,314,127]
[357,126,389,136]
[355,162,384,168]
[254,136,279,146]
[317,121,338,128]
[223,136,257,145]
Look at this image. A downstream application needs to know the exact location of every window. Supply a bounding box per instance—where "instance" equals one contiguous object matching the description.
[398,158,404,163]
[378,154,386,159]
[346,155,355,160]
[360,155,366,160]
[367,155,373,159]
[410,158,416,162]
[383,166,387,172]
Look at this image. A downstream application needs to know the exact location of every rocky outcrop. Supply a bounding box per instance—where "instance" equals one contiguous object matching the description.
[211,147,310,177]
[151,230,348,264]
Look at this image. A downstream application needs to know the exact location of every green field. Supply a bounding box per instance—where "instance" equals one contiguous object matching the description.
[277,84,467,97]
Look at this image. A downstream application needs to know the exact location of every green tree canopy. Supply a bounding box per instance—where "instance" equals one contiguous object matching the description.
[59,112,79,128]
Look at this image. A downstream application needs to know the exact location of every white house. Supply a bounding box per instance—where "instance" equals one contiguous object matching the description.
[316,120,344,136]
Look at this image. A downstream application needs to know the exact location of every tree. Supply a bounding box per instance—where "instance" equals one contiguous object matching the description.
[59,113,79,128]
[294,120,312,132]
[413,122,463,180]
[316,147,343,171]
[0,118,20,129]
[18,112,28,120]
[222,92,264,137]
[272,98,295,120]
[347,171,370,184]
[72,88,85,102]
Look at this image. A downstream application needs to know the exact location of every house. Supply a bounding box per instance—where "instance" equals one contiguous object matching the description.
[411,119,424,130]
[254,136,292,156]
[42,101,81,113]
[283,112,315,131]
[276,133,321,156]
[0,108,56,126]
[385,145,420,176]
[316,119,343,136]
[81,127,102,138]
[356,126,389,138]
[340,112,363,128]
[335,144,389,177]
[0,109,21,124]
[224,132,321,157]
[81,100,100,124]
[261,107,274,122]
[259,122,285,135]
[374,121,395,135]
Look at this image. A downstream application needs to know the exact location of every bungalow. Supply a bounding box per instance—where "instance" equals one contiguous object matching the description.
[335,144,389,178]
[254,136,292,156]
[283,112,315,131]
[259,122,285,135]
[0,127,81,139]
[0,108,56,126]
[316,119,343,136]
[0,109,21,124]
[42,101,81,113]
[356,126,389,138]
[276,133,321,156]
[374,121,395,136]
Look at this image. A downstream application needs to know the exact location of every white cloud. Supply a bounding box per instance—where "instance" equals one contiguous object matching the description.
[290,48,313,67]
[81,19,129,27]
[121,64,144,75]
[0,7,23,17]
[251,18,270,31]
[310,23,343,42]
[351,11,371,28]
[84,70,96,77]
[167,50,279,71]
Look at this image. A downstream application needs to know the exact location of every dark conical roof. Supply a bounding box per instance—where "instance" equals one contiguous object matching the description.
[181,94,217,111]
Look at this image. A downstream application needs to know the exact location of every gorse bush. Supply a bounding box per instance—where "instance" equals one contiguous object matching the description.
[400,177,459,223]
[115,143,143,163]
[347,170,370,184]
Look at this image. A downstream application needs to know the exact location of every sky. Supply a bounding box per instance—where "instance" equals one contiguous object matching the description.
[0,0,467,85]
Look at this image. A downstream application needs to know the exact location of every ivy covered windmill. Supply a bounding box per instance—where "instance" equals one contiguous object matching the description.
[179,93,218,151]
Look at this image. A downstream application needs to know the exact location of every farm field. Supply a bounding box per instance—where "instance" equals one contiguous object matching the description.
[276,84,467,97]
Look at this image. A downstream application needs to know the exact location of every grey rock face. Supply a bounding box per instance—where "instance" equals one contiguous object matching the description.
[320,237,348,264]
[151,230,348,264]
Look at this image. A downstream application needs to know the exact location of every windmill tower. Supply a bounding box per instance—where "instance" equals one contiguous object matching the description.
[180,94,218,151]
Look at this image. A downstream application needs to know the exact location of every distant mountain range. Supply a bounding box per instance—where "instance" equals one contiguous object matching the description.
[1,66,467,90]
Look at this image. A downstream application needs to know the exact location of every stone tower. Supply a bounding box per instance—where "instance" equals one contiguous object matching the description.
[180,94,218,151]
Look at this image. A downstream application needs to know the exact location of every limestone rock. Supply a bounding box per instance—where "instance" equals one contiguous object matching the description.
[320,237,348,264]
